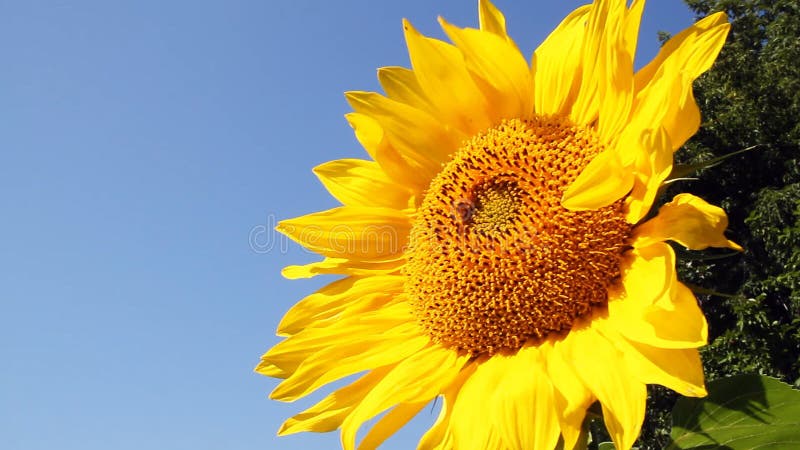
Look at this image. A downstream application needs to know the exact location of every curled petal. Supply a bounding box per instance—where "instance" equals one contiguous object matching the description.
[633,193,742,250]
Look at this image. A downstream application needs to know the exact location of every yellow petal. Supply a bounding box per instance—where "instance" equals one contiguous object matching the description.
[634,12,728,93]
[633,13,730,150]
[610,244,708,349]
[532,5,590,116]
[259,303,415,378]
[642,282,708,347]
[478,0,508,39]
[341,345,468,450]
[439,17,533,121]
[622,341,707,398]
[449,349,560,450]
[377,66,434,114]
[271,335,429,401]
[314,159,412,209]
[258,317,415,380]
[562,324,646,450]
[276,275,404,336]
[570,0,615,126]
[281,257,404,280]
[345,112,429,191]
[447,356,508,449]
[262,303,422,398]
[278,367,391,435]
[356,401,428,450]
[543,340,593,450]
[633,193,742,250]
[417,362,476,450]
[417,403,454,450]
[596,2,635,144]
[499,347,560,450]
[619,242,674,308]
[277,206,411,262]
[402,19,491,135]
[347,91,460,178]
[561,149,634,211]
[623,126,673,223]
[595,319,707,398]
[623,0,645,58]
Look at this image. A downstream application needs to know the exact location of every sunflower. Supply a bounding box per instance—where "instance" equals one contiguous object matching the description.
[258,1,737,449]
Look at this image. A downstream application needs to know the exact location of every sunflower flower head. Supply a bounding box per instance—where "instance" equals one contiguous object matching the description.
[259,1,737,449]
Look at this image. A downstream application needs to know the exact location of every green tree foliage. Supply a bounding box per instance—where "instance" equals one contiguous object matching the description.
[637,1,800,448]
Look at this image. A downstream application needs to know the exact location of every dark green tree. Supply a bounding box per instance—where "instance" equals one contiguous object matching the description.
[636,1,800,448]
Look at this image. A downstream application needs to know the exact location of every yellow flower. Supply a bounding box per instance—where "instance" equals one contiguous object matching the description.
[258,1,738,449]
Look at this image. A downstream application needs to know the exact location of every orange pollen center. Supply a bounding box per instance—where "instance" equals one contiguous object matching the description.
[404,117,632,356]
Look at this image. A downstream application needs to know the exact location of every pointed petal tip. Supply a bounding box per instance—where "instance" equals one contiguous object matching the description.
[401,17,414,33]
[478,0,508,38]
[280,265,301,279]
[270,384,292,402]
[276,422,291,437]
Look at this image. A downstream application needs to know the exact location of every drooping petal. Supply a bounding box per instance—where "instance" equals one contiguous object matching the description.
[277,206,411,262]
[633,193,742,250]
[625,342,707,397]
[619,242,674,308]
[532,5,590,116]
[622,341,707,398]
[544,340,593,450]
[341,345,469,450]
[439,17,533,121]
[402,19,491,135]
[561,323,647,450]
[448,349,560,450]
[642,281,708,347]
[609,243,708,349]
[595,318,706,398]
[499,347,560,450]
[314,159,413,209]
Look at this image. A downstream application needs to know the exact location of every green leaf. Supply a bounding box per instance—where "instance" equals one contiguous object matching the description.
[598,442,616,450]
[682,282,738,299]
[668,374,800,449]
[666,145,762,182]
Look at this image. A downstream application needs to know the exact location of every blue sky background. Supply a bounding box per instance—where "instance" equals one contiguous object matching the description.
[1,1,697,449]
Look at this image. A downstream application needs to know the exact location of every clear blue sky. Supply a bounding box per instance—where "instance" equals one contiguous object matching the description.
[0,1,697,449]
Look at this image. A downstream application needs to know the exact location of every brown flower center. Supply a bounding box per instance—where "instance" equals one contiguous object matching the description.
[404,117,632,355]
